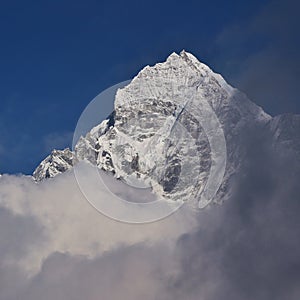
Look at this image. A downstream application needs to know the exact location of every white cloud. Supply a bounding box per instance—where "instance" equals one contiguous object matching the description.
[0,137,299,300]
[0,168,197,277]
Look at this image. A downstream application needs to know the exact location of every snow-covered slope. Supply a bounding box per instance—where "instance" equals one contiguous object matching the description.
[33,50,297,204]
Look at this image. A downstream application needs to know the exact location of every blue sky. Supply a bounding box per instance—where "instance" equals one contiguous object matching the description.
[0,0,299,174]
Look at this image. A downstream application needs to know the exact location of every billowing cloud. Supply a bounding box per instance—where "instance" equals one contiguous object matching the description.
[165,129,300,300]
[0,169,197,272]
[0,127,299,299]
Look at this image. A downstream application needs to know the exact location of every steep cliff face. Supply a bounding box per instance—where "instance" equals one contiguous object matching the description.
[33,50,299,205]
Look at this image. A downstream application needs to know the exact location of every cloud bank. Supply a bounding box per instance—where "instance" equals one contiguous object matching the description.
[0,127,300,300]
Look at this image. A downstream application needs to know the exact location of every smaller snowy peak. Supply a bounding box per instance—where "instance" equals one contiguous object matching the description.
[33,148,74,181]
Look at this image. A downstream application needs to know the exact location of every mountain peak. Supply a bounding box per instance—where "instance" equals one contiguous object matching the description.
[33,51,274,206]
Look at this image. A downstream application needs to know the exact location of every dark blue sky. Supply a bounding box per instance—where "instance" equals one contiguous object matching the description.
[0,0,299,174]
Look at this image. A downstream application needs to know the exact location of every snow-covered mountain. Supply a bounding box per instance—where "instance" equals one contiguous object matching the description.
[33,51,299,204]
